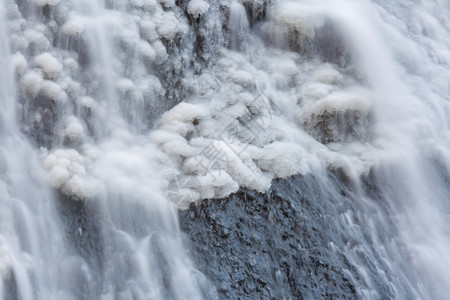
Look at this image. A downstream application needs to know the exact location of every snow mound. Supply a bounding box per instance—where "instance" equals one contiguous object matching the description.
[32,53,62,79]
[43,149,98,199]
[39,81,67,102]
[255,142,311,177]
[11,52,28,77]
[272,2,324,38]
[62,17,85,36]
[187,0,210,19]
[155,12,187,40]
[302,88,371,118]
[21,71,44,98]
[64,116,84,140]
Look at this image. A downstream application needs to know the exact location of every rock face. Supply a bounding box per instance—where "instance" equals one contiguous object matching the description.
[180,173,414,299]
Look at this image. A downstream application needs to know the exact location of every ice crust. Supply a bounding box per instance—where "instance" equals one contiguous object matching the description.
[7,0,401,208]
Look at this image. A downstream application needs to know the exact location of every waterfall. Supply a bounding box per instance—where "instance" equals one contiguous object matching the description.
[0,4,74,299]
[0,0,449,299]
[1,1,212,299]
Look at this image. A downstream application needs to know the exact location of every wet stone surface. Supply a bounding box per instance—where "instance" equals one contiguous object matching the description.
[180,173,406,299]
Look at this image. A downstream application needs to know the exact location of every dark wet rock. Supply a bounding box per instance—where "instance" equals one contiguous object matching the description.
[312,18,351,67]
[180,173,414,299]
[58,32,91,68]
[2,270,18,300]
[56,192,104,275]
[261,16,350,67]
[55,192,104,299]
[242,0,269,28]
[25,90,62,148]
[303,109,372,144]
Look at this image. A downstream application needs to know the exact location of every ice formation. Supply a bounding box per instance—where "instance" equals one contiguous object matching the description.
[43,149,97,199]
[4,0,446,212]
[32,53,62,79]
[61,17,85,36]
[187,0,210,19]
[2,0,450,298]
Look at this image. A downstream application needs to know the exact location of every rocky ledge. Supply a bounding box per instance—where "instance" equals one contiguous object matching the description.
[180,172,413,299]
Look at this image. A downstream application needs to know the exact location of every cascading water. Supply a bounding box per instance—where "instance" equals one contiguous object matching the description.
[1,1,213,299]
[0,4,78,299]
[0,0,449,299]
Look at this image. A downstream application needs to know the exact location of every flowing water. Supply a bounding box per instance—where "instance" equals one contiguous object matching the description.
[0,0,449,299]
